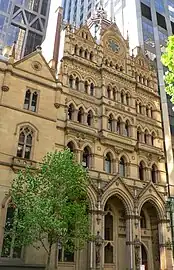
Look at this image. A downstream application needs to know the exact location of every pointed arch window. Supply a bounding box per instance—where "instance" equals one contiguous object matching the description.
[104,243,113,263]
[107,86,111,99]
[126,93,129,105]
[151,164,157,183]
[84,49,88,59]
[82,147,91,168]
[84,81,88,93]
[87,110,93,126]
[24,89,38,112]
[17,127,33,159]
[68,104,74,120]
[79,47,83,57]
[67,141,75,153]
[124,120,129,137]
[139,103,142,114]
[90,83,94,96]
[151,132,155,146]
[74,44,78,55]
[113,88,116,101]
[1,204,21,258]
[146,106,149,116]
[89,52,93,61]
[69,75,73,88]
[137,128,141,142]
[78,107,84,123]
[105,153,112,174]
[117,117,121,134]
[108,114,113,131]
[144,130,148,144]
[140,210,146,228]
[75,77,79,90]
[139,161,145,180]
[119,157,125,177]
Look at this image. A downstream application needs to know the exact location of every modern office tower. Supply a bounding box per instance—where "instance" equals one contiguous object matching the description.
[0,0,51,59]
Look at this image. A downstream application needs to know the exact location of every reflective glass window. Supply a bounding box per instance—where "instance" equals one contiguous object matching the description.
[0,0,10,12]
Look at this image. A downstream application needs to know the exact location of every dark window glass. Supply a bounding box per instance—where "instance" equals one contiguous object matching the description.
[156,12,167,29]
[140,211,146,228]
[105,213,113,240]
[25,11,36,23]
[41,0,48,16]
[119,158,125,177]
[104,243,113,263]
[31,19,42,31]
[31,92,38,112]
[105,153,112,173]
[24,0,40,12]
[171,22,174,35]
[24,90,31,110]
[82,147,90,168]
[141,3,152,20]
[24,31,42,55]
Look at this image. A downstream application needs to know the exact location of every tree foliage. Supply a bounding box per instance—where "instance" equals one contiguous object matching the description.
[7,150,90,269]
[161,35,174,103]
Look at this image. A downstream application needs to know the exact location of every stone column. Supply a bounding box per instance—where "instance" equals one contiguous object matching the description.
[72,78,76,89]
[126,216,134,270]
[84,113,88,125]
[73,109,78,121]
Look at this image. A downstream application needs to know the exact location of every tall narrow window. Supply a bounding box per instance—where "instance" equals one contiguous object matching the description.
[79,47,83,57]
[104,212,113,240]
[24,90,38,112]
[84,49,88,59]
[126,93,129,105]
[107,86,111,99]
[2,204,21,258]
[124,120,129,137]
[105,153,112,173]
[87,110,93,126]
[75,77,79,90]
[108,114,113,131]
[146,106,149,116]
[117,117,121,134]
[139,161,145,180]
[144,130,148,144]
[68,104,74,120]
[139,103,142,114]
[119,157,125,177]
[140,211,146,228]
[151,132,155,146]
[78,107,84,123]
[74,44,78,55]
[69,75,73,88]
[67,141,75,153]
[113,88,116,101]
[104,243,113,263]
[17,127,33,159]
[82,147,91,168]
[151,164,157,183]
[137,128,141,142]
[84,81,88,93]
[24,89,31,110]
[89,52,93,61]
[90,83,94,96]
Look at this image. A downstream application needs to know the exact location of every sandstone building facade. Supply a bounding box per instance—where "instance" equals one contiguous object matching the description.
[0,9,173,270]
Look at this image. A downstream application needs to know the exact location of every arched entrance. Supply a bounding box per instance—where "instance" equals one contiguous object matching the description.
[140,201,160,270]
[104,195,127,269]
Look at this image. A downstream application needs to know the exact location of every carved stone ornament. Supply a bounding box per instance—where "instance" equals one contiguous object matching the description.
[31,61,42,71]
[1,85,9,92]
[95,231,104,265]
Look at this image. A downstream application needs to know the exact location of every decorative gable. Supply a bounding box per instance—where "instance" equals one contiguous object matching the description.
[74,25,96,44]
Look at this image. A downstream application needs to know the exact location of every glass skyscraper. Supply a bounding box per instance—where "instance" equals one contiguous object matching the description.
[0,0,51,59]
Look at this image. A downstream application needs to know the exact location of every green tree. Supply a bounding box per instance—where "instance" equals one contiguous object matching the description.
[161,35,174,103]
[6,149,90,270]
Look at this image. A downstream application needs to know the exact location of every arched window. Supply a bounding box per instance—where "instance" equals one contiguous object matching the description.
[139,161,145,180]
[89,52,93,61]
[69,75,73,88]
[24,89,31,110]
[119,157,125,177]
[124,120,129,137]
[146,106,149,116]
[1,204,21,258]
[117,117,121,134]
[108,114,113,131]
[110,61,113,67]
[144,130,148,144]
[67,141,75,153]
[84,49,88,59]
[82,147,91,168]
[113,88,116,101]
[79,47,83,57]
[107,86,111,99]
[75,77,79,90]
[77,107,84,123]
[68,104,74,120]
[104,212,113,240]
[84,81,88,93]
[139,103,142,114]
[105,153,112,173]
[87,110,93,126]
[151,132,155,146]
[126,93,129,105]
[74,44,78,55]
[104,243,113,263]
[151,164,157,183]
[17,126,33,159]
[90,83,94,96]
[137,128,141,142]
[121,91,124,104]
[140,210,146,228]
[24,90,38,112]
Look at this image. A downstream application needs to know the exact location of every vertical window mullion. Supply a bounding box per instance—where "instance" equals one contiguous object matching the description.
[23,134,27,158]
[29,92,33,110]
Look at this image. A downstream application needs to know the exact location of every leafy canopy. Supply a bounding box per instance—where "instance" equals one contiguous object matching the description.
[161,35,174,103]
[9,149,90,255]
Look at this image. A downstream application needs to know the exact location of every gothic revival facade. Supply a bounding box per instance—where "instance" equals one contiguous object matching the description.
[0,10,173,270]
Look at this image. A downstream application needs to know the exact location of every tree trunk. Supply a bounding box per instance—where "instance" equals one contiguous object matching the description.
[45,243,52,270]
[55,243,58,269]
